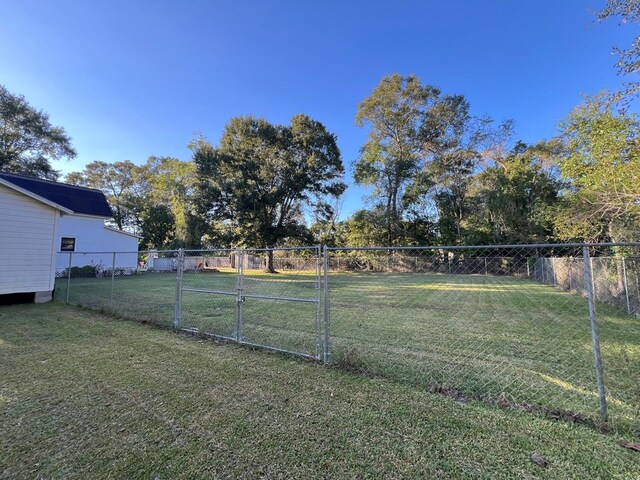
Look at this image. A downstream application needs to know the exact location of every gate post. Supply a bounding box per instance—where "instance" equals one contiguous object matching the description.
[583,246,608,422]
[315,246,322,360]
[323,245,331,363]
[174,249,184,327]
[622,257,631,314]
[235,249,244,343]
[110,252,116,309]
[66,251,73,303]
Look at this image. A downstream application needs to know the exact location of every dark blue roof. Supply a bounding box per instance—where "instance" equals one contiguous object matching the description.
[0,172,113,217]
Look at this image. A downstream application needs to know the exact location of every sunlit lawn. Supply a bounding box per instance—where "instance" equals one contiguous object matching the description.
[1,303,639,478]
[55,269,640,430]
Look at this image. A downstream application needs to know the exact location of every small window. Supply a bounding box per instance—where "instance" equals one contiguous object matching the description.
[60,237,76,252]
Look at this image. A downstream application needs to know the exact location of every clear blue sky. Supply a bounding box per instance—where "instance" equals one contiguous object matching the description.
[1,0,636,218]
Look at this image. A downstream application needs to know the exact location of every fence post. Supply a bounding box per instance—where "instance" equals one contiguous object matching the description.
[174,249,184,327]
[315,246,322,360]
[582,246,608,422]
[590,256,596,299]
[622,257,631,314]
[484,257,488,276]
[235,249,244,343]
[110,252,116,309]
[636,270,640,314]
[568,257,573,291]
[323,245,331,363]
[66,252,73,303]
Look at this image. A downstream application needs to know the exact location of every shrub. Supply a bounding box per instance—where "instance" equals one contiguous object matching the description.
[59,265,98,278]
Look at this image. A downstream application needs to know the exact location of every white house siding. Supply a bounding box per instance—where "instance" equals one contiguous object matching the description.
[55,215,139,273]
[0,184,58,295]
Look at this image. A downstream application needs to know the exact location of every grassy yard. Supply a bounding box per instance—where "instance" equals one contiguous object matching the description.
[54,269,640,431]
[1,303,639,478]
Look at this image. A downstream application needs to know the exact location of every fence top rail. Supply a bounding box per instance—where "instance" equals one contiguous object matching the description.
[183,248,236,254]
[58,250,178,255]
[241,246,321,252]
[182,246,320,253]
[326,242,640,252]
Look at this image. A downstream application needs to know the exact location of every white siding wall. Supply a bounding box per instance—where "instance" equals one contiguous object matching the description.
[0,184,58,295]
[55,216,139,272]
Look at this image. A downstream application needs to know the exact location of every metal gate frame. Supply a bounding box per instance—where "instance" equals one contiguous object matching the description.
[174,247,325,361]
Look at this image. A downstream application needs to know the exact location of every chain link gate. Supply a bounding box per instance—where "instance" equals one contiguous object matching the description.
[176,247,323,360]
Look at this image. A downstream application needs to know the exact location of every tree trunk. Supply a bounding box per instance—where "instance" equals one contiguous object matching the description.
[265,249,277,274]
[386,194,393,245]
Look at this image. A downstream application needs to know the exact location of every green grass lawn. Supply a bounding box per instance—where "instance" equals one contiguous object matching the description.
[1,303,639,478]
[54,269,640,432]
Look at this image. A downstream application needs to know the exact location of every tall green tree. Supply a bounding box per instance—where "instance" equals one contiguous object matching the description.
[309,197,344,247]
[423,98,492,244]
[140,156,203,247]
[343,208,389,247]
[554,95,640,242]
[0,85,76,179]
[354,74,443,244]
[354,74,510,246]
[140,204,176,249]
[469,141,561,244]
[192,114,345,272]
[66,160,142,230]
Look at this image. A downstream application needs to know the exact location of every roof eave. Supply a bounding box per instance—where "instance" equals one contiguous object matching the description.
[0,178,74,214]
[64,211,113,220]
[103,225,143,239]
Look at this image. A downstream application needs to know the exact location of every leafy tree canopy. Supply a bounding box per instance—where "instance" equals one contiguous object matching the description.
[597,1,640,103]
[66,160,142,230]
[0,85,76,179]
[140,157,203,247]
[468,141,561,244]
[140,204,175,250]
[192,114,346,271]
[354,74,443,244]
[354,74,512,245]
[554,94,640,242]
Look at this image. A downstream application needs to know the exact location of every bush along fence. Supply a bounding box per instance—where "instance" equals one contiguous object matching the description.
[54,243,640,431]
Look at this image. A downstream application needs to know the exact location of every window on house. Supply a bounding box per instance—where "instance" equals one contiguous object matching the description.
[60,237,76,252]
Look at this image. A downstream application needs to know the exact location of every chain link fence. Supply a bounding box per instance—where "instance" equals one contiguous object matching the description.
[325,244,640,430]
[55,243,640,431]
[533,256,640,314]
[55,247,323,360]
[55,250,180,327]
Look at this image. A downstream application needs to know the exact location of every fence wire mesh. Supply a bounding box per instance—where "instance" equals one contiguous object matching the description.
[55,250,180,327]
[326,244,640,429]
[54,243,640,430]
[534,256,640,314]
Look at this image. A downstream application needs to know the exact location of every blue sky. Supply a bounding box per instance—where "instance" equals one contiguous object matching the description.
[1,0,636,218]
